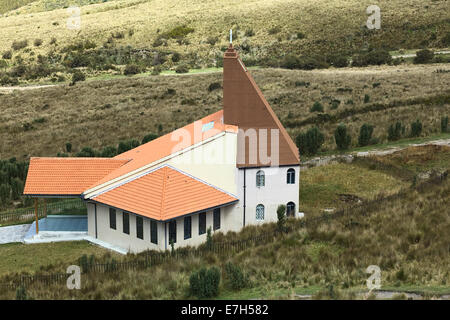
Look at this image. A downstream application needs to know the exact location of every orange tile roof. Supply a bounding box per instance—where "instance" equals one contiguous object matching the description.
[23,158,130,196]
[86,110,238,192]
[92,165,238,221]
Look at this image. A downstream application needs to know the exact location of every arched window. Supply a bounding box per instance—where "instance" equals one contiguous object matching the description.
[256,204,265,221]
[287,168,295,184]
[256,170,265,187]
[286,202,296,217]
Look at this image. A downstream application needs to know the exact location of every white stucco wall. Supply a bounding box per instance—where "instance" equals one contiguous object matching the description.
[87,202,236,253]
[236,166,300,226]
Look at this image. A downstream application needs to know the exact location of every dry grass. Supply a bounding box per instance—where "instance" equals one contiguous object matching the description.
[0,0,448,68]
[0,240,116,276]
[0,63,448,159]
[299,161,408,214]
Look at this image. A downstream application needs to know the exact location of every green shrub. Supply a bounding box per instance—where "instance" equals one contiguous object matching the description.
[388,122,404,141]
[171,52,181,62]
[330,99,340,110]
[310,101,324,113]
[327,54,349,68]
[206,36,218,45]
[189,267,221,298]
[0,73,18,85]
[33,39,43,47]
[364,94,370,103]
[2,50,12,60]
[441,116,449,133]
[334,124,351,150]
[16,285,28,300]
[166,26,194,39]
[76,147,96,157]
[71,70,85,85]
[358,124,374,147]
[277,204,286,231]
[296,127,325,156]
[224,262,249,290]
[123,64,141,75]
[117,140,140,154]
[410,119,422,137]
[11,40,28,51]
[281,55,329,70]
[414,49,434,64]
[268,26,281,35]
[0,184,10,206]
[175,65,189,74]
[297,32,306,39]
[100,146,117,157]
[206,227,213,250]
[66,143,72,153]
[208,82,221,92]
[142,133,158,144]
[352,49,392,67]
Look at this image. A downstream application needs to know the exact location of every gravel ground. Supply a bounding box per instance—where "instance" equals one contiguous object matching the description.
[0,224,31,244]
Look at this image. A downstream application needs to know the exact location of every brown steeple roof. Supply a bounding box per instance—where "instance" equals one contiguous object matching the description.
[223,45,300,167]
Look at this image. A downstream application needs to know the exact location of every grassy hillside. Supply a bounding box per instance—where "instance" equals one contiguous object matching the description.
[0,0,449,85]
[0,63,448,159]
[0,145,448,299]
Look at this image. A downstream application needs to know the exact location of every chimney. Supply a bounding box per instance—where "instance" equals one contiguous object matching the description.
[222,44,300,167]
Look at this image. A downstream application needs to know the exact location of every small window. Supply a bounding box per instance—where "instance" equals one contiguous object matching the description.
[199,212,206,235]
[150,220,158,244]
[287,168,295,184]
[213,208,221,231]
[169,220,177,244]
[136,216,143,240]
[256,170,265,187]
[287,202,296,217]
[123,212,130,235]
[184,216,192,240]
[109,208,116,230]
[256,204,265,221]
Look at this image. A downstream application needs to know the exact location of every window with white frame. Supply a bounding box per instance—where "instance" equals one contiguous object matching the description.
[287,168,295,184]
[256,204,265,220]
[256,170,265,187]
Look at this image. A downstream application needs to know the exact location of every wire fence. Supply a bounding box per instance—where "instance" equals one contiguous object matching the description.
[0,198,86,225]
[1,170,447,291]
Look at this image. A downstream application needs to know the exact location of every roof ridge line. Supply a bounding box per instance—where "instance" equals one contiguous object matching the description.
[159,166,168,219]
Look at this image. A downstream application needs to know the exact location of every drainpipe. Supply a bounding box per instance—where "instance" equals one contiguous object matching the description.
[243,168,246,227]
[94,203,98,239]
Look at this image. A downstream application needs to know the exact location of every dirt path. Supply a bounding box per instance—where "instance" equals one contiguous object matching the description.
[0,84,55,94]
[301,138,450,170]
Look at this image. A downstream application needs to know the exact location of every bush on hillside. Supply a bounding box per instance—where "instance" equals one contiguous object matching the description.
[11,40,28,51]
[413,49,434,64]
[334,124,351,150]
[310,101,324,113]
[410,120,422,137]
[224,262,249,291]
[441,116,449,133]
[2,50,12,60]
[117,140,140,154]
[296,127,325,156]
[280,54,329,70]
[175,65,189,74]
[388,122,404,141]
[71,70,85,85]
[358,124,374,147]
[123,64,141,75]
[189,267,221,298]
[327,54,349,68]
[352,49,392,67]
[142,133,158,144]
